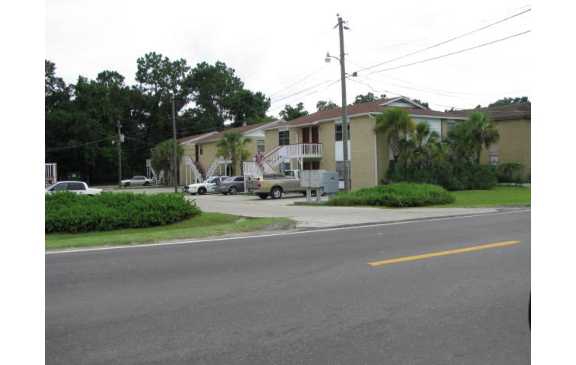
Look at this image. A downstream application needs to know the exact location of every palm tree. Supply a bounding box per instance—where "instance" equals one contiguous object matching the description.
[216,131,250,176]
[374,107,416,163]
[467,111,500,164]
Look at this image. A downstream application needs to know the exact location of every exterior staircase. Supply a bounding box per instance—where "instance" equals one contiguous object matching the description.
[206,157,232,178]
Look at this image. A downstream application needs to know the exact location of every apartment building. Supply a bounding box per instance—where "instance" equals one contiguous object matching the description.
[177,120,284,185]
[455,102,531,176]
[260,97,466,190]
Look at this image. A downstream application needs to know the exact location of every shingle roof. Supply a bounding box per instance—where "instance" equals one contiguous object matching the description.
[452,103,531,121]
[270,97,466,129]
[187,120,284,144]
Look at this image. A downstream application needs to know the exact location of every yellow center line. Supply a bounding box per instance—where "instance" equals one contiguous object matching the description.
[368,240,520,267]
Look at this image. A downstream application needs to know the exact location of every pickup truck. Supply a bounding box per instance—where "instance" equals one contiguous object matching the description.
[253,174,306,199]
[45,181,103,195]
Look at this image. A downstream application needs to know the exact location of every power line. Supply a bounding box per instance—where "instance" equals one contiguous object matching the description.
[355,8,531,74]
[269,78,338,105]
[269,66,327,98]
[368,30,531,75]
[46,138,110,152]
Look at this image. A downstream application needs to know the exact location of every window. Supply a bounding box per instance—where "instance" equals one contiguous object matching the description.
[336,161,347,180]
[447,120,457,133]
[235,177,244,182]
[51,182,67,192]
[67,182,85,191]
[335,124,350,141]
[279,130,290,145]
[256,139,265,153]
[303,161,320,170]
[489,154,499,165]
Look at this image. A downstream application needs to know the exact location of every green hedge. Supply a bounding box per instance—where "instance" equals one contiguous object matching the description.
[46,192,200,233]
[388,162,498,191]
[496,162,525,183]
[327,183,455,207]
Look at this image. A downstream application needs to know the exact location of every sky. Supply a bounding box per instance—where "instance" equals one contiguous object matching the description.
[46,0,532,116]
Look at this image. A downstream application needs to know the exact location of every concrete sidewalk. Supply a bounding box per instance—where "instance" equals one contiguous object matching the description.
[188,194,502,228]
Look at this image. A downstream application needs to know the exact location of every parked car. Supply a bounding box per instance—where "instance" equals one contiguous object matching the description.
[121,176,152,187]
[253,174,306,199]
[216,176,245,195]
[45,181,103,195]
[184,176,225,195]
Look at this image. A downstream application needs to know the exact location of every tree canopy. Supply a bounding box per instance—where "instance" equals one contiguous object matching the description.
[316,100,339,112]
[45,54,273,183]
[279,102,309,121]
[488,96,530,107]
[353,92,386,104]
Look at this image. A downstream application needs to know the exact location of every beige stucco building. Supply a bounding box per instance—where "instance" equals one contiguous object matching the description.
[261,97,466,190]
[456,103,531,177]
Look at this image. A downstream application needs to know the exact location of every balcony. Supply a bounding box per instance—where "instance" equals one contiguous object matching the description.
[283,143,323,159]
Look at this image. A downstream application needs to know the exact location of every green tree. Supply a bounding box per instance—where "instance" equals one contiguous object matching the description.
[279,102,309,121]
[488,96,529,107]
[316,100,339,111]
[216,132,250,176]
[150,140,184,185]
[374,108,416,163]
[227,89,271,127]
[448,111,499,164]
[353,92,386,104]
[411,99,430,108]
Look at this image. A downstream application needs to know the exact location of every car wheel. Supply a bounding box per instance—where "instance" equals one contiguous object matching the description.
[271,187,283,199]
[229,186,238,195]
[257,194,268,200]
[198,187,207,195]
[222,192,228,195]
[124,182,130,187]
[144,181,150,186]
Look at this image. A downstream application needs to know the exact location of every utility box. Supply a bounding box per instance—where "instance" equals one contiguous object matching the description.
[300,170,339,194]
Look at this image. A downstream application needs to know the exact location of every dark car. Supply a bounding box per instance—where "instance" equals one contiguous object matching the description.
[216,176,245,195]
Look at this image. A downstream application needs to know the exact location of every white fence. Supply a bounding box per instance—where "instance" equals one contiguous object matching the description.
[45,163,57,186]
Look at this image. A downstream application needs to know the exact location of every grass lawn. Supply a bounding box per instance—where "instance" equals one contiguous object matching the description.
[46,212,294,250]
[439,186,531,208]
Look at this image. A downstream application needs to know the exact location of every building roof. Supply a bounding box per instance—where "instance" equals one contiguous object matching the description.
[452,102,531,121]
[179,120,284,145]
[266,97,466,130]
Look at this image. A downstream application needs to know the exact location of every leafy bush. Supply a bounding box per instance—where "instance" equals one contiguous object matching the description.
[496,162,525,183]
[327,183,454,207]
[46,192,200,233]
[388,162,497,191]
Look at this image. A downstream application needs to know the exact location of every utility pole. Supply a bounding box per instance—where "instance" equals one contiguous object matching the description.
[116,120,123,187]
[171,93,178,193]
[337,14,351,192]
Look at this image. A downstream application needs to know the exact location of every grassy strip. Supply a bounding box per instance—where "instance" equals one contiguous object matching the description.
[438,186,531,207]
[46,212,294,250]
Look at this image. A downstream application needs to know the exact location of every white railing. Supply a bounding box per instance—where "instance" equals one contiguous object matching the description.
[183,156,203,184]
[45,163,57,186]
[284,143,323,159]
[206,157,232,178]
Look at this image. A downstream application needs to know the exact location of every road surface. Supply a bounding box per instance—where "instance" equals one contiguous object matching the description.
[46,210,530,364]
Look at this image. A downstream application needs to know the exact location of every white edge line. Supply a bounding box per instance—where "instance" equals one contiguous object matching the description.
[46,209,530,255]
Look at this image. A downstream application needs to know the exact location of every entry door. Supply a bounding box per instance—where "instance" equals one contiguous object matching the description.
[302,127,319,144]
[195,145,200,162]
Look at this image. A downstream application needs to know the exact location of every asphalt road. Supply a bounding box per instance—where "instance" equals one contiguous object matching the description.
[46,210,530,364]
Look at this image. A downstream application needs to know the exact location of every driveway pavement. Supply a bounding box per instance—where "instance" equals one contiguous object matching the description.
[188,193,501,228]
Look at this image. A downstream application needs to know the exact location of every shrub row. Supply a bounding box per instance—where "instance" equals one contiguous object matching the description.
[388,161,498,191]
[46,192,200,233]
[327,182,454,207]
[495,162,526,183]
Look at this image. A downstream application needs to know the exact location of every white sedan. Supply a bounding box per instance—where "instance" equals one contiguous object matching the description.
[184,176,224,195]
[45,181,103,195]
[121,176,153,187]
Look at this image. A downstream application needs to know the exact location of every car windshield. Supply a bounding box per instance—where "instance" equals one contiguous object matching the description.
[207,178,219,184]
[223,177,236,182]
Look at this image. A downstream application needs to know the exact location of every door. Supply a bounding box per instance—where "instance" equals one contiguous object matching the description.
[301,127,319,144]
[195,145,200,162]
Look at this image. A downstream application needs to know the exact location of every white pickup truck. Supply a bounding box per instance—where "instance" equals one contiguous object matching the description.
[45,181,103,195]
